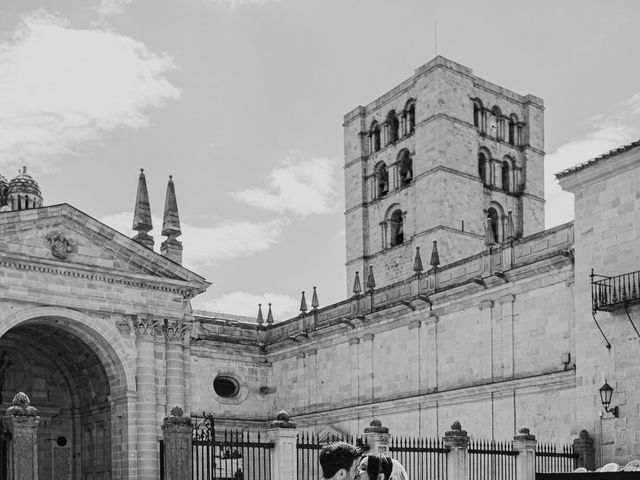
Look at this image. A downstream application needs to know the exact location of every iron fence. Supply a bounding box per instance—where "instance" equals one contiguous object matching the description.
[389,436,448,480]
[296,431,364,480]
[591,269,640,311]
[535,443,578,473]
[192,415,273,480]
[468,439,518,480]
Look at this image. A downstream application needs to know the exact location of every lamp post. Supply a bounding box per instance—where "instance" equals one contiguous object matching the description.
[599,381,619,418]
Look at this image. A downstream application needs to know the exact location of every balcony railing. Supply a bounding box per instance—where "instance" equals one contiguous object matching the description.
[591,269,640,312]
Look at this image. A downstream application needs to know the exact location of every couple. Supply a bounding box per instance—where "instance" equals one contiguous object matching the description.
[320,441,409,480]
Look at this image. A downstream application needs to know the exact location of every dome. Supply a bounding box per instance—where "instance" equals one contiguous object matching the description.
[6,166,43,211]
[8,167,41,197]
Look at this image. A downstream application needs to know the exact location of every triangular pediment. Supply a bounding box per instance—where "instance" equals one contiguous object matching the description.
[0,204,209,294]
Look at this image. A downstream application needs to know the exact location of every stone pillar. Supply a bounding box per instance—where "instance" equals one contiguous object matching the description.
[573,430,595,471]
[267,411,298,480]
[162,406,192,480]
[513,427,537,480]
[361,334,374,403]
[349,338,360,403]
[134,315,160,480]
[164,321,186,414]
[3,392,40,480]
[442,421,469,480]
[363,419,390,454]
[479,301,494,382]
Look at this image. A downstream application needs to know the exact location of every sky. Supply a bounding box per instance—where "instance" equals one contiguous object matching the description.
[0,0,638,320]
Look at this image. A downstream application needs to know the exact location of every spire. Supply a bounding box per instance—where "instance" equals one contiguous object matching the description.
[352,271,362,296]
[505,211,516,242]
[160,175,183,264]
[132,168,154,249]
[484,217,495,246]
[430,241,440,269]
[311,287,319,310]
[256,303,264,325]
[299,291,308,314]
[266,303,274,324]
[413,246,424,275]
[366,265,376,291]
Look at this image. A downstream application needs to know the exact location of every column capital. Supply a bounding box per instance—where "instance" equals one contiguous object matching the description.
[133,314,159,338]
[498,294,515,305]
[479,300,494,311]
[163,320,187,342]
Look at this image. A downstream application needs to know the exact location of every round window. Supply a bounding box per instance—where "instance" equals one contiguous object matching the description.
[56,436,67,447]
[213,375,240,398]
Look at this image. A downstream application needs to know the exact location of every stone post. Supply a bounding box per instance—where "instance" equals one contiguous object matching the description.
[162,406,192,480]
[363,419,390,454]
[3,392,40,480]
[573,430,595,471]
[267,410,298,480]
[442,421,469,480]
[513,427,537,480]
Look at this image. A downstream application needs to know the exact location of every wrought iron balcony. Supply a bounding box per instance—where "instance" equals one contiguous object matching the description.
[591,269,640,312]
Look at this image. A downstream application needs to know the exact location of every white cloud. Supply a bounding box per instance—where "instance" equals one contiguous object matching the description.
[100,212,287,267]
[0,11,180,166]
[93,0,132,21]
[545,96,640,228]
[192,291,299,320]
[231,151,340,217]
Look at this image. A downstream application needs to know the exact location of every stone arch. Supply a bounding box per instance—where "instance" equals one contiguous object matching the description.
[374,161,389,199]
[396,148,413,187]
[385,204,405,247]
[487,201,505,243]
[0,306,133,393]
[478,147,492,185]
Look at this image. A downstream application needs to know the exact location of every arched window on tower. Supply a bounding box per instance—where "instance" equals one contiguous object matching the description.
[492,106,503,140]
[405,100,416,134]
[389,209,404,247]
[478,152,488,184]
[375,162,389,198]
[397,149,413,187]
[502,159,511,192]
[387,110,399,143]
[508,114,517,145]
[371,121,381,153]
[487,207,500,243]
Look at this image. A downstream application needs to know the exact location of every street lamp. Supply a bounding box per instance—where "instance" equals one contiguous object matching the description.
[599,381,619,418]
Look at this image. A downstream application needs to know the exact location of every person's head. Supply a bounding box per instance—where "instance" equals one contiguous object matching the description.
[356,454,393,480]
[320,441,362,480]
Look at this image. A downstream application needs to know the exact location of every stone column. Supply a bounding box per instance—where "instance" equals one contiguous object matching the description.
[3,392,40,480]
[442,421,469,480]
[162,406,192,480]
[349,338,360,403]
[573,430,595,471]
[361,334,374,403]
[424,313,439,393]
[164,321,186,414]
[267,411,298,480]
[134,315,160,480]
[363,420,390,454]
[479,300,494,382]
[513,427,537,480]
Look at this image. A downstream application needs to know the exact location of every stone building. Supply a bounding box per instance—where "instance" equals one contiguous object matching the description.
[0,56,639,478]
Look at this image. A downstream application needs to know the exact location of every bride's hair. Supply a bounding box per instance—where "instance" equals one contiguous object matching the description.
[362,454,393,479]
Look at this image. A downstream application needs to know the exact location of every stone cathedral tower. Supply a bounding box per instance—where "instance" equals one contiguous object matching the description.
[343,56,545,292]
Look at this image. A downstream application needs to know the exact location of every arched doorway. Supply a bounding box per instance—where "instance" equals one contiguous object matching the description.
[0,308,134,480]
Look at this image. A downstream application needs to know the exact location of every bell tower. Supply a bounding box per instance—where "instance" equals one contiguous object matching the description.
[343,56,545,293]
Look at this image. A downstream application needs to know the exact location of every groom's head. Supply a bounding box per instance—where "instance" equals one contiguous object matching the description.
[320,441,361,480]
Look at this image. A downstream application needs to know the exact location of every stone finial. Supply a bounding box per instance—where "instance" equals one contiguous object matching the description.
[514,425,536,441]
[170,405,184,417]
[443,420,469,448]
[299,291,308,314]
[311,287,319,310]
[6,392,37,416]
[256,304,264,325]
[364,419,389,434]
[161,175,183,264]
[267,303,274,324]
[132,168,154,249]
[353,271,362,296]
[430,240,440,268]
[413,246,424,274]
[366,265,376,290]
[270,410,296,428]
